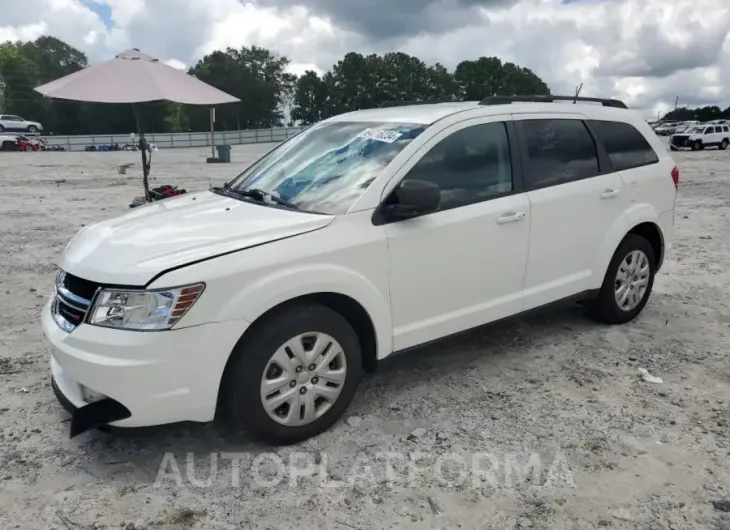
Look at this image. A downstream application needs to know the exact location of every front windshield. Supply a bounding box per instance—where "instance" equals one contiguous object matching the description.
[686,127,702,134]
[227,121,426,215]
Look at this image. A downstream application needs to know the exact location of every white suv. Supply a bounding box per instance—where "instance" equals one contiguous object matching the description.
[0,114,43,133]
[670,123,730,151]
[43,96,678,444]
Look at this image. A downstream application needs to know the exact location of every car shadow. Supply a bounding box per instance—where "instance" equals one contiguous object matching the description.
[63,302,598,477]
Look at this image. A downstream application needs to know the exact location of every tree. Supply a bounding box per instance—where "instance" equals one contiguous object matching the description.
[454,57,550,100]
[291,71,328,125]
[187,46,295,131]
[290,52,550,126]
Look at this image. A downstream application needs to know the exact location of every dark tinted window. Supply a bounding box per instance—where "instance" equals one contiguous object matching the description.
[401,122,513,211]
[521,119,599,189]
[590,120,659,172]
[714,126,723,133]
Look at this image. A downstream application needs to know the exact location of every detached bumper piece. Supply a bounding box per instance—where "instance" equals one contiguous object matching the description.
[52,378,132,438]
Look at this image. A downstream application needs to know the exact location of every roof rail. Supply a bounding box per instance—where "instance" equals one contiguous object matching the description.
[478,95,628,109]
[378,99,461,108]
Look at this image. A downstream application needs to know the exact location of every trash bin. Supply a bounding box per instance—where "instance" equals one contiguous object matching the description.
[215,144,231,163]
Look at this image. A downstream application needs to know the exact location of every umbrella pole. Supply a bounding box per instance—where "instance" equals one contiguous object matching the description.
[210,106,215,159]
[133,103,150,202]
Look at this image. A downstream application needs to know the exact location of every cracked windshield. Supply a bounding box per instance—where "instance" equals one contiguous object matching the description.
[229,121,426,214]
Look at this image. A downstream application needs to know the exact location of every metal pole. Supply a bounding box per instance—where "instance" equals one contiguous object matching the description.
[210,107,215,159]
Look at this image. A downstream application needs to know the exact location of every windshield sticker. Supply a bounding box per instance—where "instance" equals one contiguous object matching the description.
[356,128,402,143]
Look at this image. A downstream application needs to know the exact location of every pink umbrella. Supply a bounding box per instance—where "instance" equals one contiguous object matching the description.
[35,49,240,201]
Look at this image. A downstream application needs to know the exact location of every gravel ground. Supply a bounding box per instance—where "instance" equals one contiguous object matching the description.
[0,143,728,530]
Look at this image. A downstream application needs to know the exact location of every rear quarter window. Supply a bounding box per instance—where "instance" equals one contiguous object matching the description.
[589,120,659,172]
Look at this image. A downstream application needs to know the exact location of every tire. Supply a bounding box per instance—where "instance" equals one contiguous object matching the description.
[691,140,702,151]
[720,139,728,150]
[669,145,678,151]
[24,145,33,151]
[27,125,37,133]
[220,304,363,445]
[589,234,656,324]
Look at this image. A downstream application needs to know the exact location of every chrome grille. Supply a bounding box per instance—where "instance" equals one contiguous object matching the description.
[52,271,99,332]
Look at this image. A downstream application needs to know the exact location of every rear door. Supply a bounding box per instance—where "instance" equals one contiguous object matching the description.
[514,114,629,310]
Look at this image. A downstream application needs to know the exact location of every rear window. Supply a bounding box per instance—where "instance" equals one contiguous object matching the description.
[589,120,659,172]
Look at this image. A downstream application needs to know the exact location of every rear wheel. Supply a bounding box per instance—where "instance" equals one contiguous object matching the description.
[27,125,38,133]
[720,139,728,150]
[220,304,363,444]
[589,234,656,324]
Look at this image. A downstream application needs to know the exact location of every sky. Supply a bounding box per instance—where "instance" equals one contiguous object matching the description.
[1,0,729,119]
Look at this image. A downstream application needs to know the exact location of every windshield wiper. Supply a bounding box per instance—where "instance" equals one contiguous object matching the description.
[216,183,301,211]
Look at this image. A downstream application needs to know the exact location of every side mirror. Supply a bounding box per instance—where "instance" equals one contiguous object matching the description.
[387,179,441,220]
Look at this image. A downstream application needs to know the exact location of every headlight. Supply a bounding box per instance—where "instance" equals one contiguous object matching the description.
[87,283,205,331]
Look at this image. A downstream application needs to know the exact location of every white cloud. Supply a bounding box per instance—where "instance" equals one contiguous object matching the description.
[2,0,730,117]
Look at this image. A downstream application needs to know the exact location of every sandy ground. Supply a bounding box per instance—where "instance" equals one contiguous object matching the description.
[0,143,728,530]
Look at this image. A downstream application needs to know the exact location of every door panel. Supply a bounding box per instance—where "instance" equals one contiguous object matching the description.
[522,173,627,309]
[383,117,530,351]
[514,114,630,310]
[387,193,530,350]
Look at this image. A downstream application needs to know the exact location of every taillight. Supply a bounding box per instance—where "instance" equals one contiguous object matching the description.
[671,166,679,188]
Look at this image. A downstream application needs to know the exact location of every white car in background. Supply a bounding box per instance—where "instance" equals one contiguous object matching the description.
[670,124,730,151]
[0,114,43,133]
[43,95,678,445]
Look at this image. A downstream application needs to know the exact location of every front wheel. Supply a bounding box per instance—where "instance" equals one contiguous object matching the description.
[589,234,656,324]
[24,145,33,151]
[220,304,363,445]
[669,145,679,151]
[691,140,702,151]
[27,125,38,133]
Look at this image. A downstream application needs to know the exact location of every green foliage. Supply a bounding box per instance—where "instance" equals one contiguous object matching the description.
[661,106,730,122]
[0,36,551,133]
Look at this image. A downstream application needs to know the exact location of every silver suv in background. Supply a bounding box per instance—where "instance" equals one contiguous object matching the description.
[0,115,43,133]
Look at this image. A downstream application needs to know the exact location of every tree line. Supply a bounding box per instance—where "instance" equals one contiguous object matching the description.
[660,106,730,123]
[0,36,550,136]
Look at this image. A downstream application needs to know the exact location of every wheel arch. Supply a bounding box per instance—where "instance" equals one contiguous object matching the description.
[215,291,381,419]
[590,207,665,287]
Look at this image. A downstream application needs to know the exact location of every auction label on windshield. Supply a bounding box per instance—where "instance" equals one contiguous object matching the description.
[357,128,402,143]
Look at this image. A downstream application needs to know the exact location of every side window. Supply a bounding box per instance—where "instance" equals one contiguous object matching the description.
[589,120,659,172]
[714,126,723,134]
[723,126,729,133]
[401,122,513,211]
[705,128,713,135]
[521,119,599,189]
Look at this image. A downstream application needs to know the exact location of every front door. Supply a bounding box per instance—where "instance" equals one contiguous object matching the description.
[383,117,531,351]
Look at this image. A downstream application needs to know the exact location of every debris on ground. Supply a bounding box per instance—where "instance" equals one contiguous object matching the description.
[638,367,663,384]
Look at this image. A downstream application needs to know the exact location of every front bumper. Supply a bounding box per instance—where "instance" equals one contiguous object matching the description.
[42,299,248,436]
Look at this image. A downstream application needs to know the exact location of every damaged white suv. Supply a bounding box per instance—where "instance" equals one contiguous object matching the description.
[43,96,677,444]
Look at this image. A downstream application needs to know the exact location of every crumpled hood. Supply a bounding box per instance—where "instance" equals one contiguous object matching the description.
[59,190,333,285]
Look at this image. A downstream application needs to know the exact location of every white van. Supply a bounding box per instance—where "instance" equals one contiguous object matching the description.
[43,96,677,444]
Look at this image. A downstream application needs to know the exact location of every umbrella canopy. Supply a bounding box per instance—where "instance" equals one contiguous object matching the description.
[35,49,239,105]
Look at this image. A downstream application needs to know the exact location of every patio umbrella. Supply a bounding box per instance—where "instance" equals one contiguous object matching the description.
[35,49,239,201]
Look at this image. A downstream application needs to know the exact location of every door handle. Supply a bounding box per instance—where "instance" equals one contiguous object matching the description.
[496,212,526,224]
[600,189,620,199]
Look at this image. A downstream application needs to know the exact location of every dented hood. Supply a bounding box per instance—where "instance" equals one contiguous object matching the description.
[59,190,333,285]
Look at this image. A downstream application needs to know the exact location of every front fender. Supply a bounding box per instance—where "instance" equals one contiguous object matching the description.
[218,264,393,359]
[589,204,661,288]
